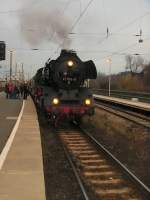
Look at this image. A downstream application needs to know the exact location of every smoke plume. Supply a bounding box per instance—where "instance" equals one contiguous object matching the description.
[20,8,71,48]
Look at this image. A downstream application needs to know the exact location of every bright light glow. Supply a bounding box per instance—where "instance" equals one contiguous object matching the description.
[85,99,91,105]
[106,58,112,64]
[67,60,74,67]
[52,98,59,105]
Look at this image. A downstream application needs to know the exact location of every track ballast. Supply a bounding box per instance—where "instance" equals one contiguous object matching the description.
[58,127,150,200]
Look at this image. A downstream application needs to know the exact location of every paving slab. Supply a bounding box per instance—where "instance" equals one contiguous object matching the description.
[93,94,150,111]
[0,97,22,153]
[0,97,46,200]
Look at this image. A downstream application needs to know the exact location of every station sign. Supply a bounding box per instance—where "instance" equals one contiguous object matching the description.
[0,41,6,61]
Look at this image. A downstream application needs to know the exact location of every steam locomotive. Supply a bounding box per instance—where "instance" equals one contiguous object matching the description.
[31,49,97,126]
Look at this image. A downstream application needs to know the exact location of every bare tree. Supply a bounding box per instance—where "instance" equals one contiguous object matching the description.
[125,54,144,74]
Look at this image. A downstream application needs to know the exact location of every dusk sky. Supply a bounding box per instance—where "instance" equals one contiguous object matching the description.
[0,0,150,78]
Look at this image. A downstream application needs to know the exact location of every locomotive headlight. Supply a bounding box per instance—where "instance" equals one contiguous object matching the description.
[67,60,74,67]
[85,99,91,105]
[52,98,59,105]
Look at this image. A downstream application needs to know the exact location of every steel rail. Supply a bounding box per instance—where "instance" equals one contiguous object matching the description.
[95,100,150,120]
[80,127,150,198]
[95,102,150,129]
[92,89,150,103]
[93,96,150,113]
[59,135,90,200]
[111,105,150,121]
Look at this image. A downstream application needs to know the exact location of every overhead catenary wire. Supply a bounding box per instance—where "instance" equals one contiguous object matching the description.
[0,0,43,14]
[47,0,72,45]
[2,0,150,72]
[114,10,150,34]
[97,7,150,46]
[93,1,150,63]
[97,34,150,63]
[61,0,72,15]
[51,0,150,60]
[69,0,95,32]
[102,0,110,38]
[50,0,95,58]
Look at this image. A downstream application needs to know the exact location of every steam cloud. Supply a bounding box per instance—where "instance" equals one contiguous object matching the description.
[20,8,71,48]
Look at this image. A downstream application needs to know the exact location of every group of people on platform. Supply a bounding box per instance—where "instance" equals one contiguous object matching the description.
[5,81,29,100]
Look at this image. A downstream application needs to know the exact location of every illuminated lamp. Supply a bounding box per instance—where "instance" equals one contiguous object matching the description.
[85,99,91,105]
[52,98,59,105]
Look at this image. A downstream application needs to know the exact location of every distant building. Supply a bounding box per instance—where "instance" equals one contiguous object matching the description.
[0,78,6,90]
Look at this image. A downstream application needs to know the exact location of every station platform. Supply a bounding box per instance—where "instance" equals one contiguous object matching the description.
[0,97,46,200]
[93,94,150,112]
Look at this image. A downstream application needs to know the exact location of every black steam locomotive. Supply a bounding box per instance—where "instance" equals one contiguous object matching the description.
[31,49,97,126]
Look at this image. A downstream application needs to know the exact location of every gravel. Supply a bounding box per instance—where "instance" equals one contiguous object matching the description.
[82,108,150,188]
[38,115,85,200]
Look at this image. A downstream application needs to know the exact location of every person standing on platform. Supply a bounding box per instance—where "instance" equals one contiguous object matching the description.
[7,81,15,99]
[14,85,20,99]
[19,84,24,98]
[5,83,9,99]
[23,84,28,99]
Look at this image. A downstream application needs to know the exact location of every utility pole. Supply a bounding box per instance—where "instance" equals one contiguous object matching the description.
[21,63,24,82]
[87,79,90,88]
[18,69,21,82]
[28,72,30,81]
[15,63,18,84]
[106,58,112,97]
[79,0,82,16]
[9,50,13,81]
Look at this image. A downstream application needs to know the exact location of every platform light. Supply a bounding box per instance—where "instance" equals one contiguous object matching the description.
[106,58,112,97]
[52,98,59,105]
[67,60,74,67]
[85,99,91,105]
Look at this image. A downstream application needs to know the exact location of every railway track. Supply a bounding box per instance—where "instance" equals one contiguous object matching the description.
[92,89,150,103]
[57,127,150,200]
[94,101,150,129]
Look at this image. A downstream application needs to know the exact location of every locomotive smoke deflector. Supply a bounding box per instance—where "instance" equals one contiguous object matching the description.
[84,60,97,79]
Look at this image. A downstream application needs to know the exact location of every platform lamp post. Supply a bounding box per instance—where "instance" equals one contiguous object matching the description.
[7,50,14,81]
[9,50,13,81]
[106,58,112,97]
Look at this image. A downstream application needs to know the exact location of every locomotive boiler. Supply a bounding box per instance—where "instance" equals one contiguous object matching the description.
[32,49,97,126]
